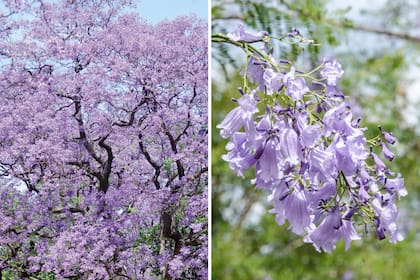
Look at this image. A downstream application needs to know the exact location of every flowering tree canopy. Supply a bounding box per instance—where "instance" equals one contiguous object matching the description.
[0,0,207,279]
[213,25,406,253]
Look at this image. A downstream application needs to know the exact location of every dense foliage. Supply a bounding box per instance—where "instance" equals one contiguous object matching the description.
[0,1,207,279]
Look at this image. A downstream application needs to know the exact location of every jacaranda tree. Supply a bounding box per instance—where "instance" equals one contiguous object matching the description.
[0,1,207,279]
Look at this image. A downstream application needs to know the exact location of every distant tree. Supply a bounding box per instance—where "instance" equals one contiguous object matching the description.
[0,1,207,279]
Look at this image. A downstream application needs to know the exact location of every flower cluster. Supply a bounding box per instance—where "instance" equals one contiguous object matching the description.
[216,25,407,252]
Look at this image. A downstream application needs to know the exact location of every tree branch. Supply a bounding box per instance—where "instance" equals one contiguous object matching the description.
[112,99,147,127]
[331,20,420,44]
[162,127,185,179]
[138,133,161,189]
[97,134,113,193]
[72,95,103,164]
[214,1,420,44]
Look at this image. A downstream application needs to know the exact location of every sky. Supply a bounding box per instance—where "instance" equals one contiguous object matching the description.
[136,0,208,23]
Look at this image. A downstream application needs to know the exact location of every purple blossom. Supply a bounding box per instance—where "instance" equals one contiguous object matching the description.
[323,102,357,136]
[269,181,314,235]
[228,23,268,42]
[217,93,258,138]
[333,137,359,176]
[296,112,321,148]
[331,133,368,176]
[257,136,283,182]
[308,147,337,182]
[243,55,266,91]
[339,219,362,250]
[305,208,360,252]
[372,197,404,243]
[320,58,344,86]
[263,68,283,95]
[278,126,302,167]
[359,167,371,184]
[301,124,321,148]
[283,67,309,101]
[222,132,258,177]
[385,174,407,198]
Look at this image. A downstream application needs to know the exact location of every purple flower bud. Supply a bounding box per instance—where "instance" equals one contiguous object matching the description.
[228,23,268,42]
[378,125,397,144]
[359,167,371,184]
[374,217,386,240]
[287,28,301,37]
[358,185,370,202]
[371,152,386,171]
[383,131,397,145]
[279,59,291,64]
[351,118,361,128]
[380,141,394,161]
[343,206,358,221]
[316,103,323,114]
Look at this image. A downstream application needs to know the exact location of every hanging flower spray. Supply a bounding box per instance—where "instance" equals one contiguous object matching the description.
[213,24,407,252]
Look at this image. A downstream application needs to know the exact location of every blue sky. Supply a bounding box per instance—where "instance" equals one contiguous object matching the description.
[136,0,208,23]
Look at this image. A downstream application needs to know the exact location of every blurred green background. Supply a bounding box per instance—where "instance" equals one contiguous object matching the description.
[211,1,420,279]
